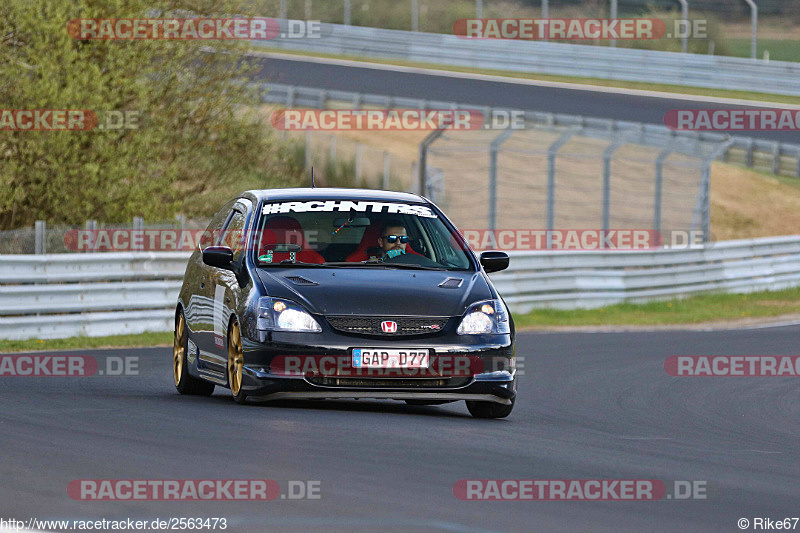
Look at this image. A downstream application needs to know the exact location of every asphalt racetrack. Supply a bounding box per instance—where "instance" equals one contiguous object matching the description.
[253,55,799,144]
[2,326,799,532]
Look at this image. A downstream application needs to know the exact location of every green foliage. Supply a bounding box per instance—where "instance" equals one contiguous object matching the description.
[0,0,304,229]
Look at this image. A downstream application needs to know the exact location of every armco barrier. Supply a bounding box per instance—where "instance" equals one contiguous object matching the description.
[492,235,800,312]
[0,253,190,340]
[254,21,800,97]
[2,236,800,340]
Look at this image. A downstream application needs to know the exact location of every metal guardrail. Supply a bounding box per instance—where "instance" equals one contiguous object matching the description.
[3,237,800,339]
[259,83,800,178]
[0,253,190,340]
[254,21,800,97]
[492,235,800,312]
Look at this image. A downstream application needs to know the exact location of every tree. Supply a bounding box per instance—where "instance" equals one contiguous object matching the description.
[0,0,301,228]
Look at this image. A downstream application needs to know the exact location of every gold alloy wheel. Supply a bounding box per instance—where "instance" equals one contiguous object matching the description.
[228,321,244,396]
[173,314,185,387]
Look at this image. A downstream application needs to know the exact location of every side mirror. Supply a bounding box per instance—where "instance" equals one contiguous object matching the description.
[480,251,509,273]
[202,246,234,269]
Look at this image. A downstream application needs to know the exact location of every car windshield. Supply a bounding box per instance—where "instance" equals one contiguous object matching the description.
[253,200,474,270]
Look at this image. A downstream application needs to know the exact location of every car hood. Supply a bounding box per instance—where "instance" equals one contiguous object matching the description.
[255,267,492,316]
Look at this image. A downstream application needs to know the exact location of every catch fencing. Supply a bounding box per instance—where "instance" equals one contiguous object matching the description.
[2,235,800,339]
[260,83,800,245]
[260,83,800,181]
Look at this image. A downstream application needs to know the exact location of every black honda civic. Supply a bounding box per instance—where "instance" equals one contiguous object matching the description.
[173,188,517,418]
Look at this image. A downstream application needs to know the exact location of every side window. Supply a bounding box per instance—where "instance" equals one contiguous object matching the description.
[220,210,246,262]
[199,201,235,249]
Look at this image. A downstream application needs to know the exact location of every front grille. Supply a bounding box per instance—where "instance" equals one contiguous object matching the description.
[325,316,450,336]
[307,377,471,388]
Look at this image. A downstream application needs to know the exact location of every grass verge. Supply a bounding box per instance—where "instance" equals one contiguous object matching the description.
[254,47,800,106]
[728,39,800,62]
[0,331,173,353]
[515,287,800,328]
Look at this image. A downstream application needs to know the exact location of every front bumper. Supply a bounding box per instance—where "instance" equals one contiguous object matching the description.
[238,369,517,405]
[238,330,516,404]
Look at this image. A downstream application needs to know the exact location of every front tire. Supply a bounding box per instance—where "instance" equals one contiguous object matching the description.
[174,311,215,396]
[227,319,247,404]
[466,398,514,419]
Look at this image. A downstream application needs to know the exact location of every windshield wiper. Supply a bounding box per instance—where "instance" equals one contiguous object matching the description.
[321,261,447,271]
[257,260,327,267]
[258,261,453,271]
[382,263,448,271]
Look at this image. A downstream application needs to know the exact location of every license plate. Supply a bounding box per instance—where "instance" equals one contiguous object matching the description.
[352,349,430,369]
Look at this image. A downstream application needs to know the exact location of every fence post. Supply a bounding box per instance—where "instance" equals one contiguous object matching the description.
[541,0,549,41]
[85,219,97,253]
[383,151,391,190]
[476,0,483,18]
[796,147,800,178]
[35,220,46,255]
[744,0,758,59]
[609,0,617,47]
[330,134,337,164]
[546,129,578,248]
[602,139,626,240]
[489,129,514,232]
[355,143,363,185]
[305,0,312,19]
[280,0,287,19]
[344,0,351,25]
[694,140,733,242]
[677,0,688,54]
[133,216,144,251]
[411,0,419,32]
[305,131,312,170]
[418,128,447,196]
[772,141,781,175]
[654,149,672,235]
[745,138,754,167]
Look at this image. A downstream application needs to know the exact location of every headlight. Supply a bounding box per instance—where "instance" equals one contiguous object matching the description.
[456,299,510,335]
[257,297,322,333]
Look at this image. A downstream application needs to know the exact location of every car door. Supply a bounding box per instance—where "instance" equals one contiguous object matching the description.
[187,200,236,362]
[208,199,252,362]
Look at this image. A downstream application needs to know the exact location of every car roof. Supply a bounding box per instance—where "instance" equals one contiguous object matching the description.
[242,188,427,204]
